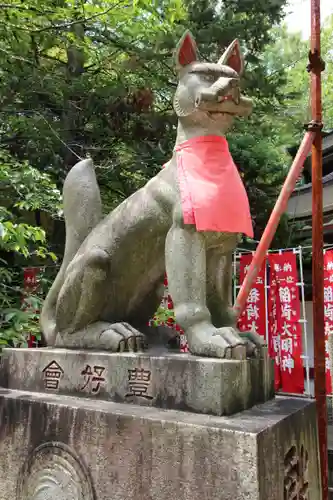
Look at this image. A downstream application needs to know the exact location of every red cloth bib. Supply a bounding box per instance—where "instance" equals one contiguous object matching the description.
[169,135,253,237]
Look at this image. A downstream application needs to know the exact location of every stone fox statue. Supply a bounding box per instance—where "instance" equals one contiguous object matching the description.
[40,31,264,359]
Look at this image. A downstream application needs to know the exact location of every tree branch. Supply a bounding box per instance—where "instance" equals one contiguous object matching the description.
[0,46,35,66]
[32,2,128,34]
[39,52,67,65]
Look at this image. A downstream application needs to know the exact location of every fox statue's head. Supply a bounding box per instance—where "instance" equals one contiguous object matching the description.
[173,31,253,134]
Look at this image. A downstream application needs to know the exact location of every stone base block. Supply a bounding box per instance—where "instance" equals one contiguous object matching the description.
[0,347,274,416]
[0,389,321,500]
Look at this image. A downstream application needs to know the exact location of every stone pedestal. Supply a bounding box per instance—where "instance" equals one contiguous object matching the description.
[0,347,274,416]
[0,347,322,499]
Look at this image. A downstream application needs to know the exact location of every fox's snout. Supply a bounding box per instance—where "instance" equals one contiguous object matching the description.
[194,75,252,117]
[195,77,240,107]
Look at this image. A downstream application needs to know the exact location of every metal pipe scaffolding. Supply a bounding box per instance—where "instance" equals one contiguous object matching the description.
[233,0,327,496]
[233,131,315,318]
[309,0,327,497]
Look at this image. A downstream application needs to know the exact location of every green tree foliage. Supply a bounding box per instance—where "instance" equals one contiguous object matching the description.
[0,0,291,215]
[263,16,333,139]
[0,0,187,210]
[0,150,61,347]
[321,16,333,130]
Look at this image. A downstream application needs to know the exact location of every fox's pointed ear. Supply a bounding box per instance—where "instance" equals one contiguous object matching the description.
[218,39,244,75]
[175,30,198,71]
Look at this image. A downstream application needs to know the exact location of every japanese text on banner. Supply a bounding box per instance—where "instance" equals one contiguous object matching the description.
[323,250,333,393]
[268,264,281,390]
[237,253,267,339]
[268,253,304,394]
[23,267,40,348]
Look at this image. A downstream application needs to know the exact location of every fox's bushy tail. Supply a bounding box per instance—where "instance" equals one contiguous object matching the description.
[40,158,102,345]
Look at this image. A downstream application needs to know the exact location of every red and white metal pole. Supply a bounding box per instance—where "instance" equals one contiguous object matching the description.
[309,0,327,497]
[233,131,315,319]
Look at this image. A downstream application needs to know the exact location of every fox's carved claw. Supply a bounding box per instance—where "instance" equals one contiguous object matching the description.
[55,321,146,351]
[185,323,244,359]
[238,330,267,358]
[185,322,266,360]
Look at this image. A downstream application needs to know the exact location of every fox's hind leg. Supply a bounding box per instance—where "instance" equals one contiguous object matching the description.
[54,248,145,351]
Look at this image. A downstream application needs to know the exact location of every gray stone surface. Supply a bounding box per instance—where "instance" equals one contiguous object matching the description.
[0,347,274,416]
[0,389,321,500]
[39,30,260,360]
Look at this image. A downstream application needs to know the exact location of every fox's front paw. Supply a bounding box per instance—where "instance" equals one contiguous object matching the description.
[238,330,267,358]
[185,322,246,359]
[185,322,266,359]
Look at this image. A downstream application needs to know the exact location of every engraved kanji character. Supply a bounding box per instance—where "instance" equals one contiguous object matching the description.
[126,368,153,399]
[81,365,106,394]
[42,361,64,390]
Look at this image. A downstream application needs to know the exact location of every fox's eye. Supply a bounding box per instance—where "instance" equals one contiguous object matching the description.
[202,74,216,83]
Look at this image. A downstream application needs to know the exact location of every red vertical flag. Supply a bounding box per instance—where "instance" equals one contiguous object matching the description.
[268,252,304,394]
[323,250,333,393]
[23,267,39,292]
[237,253,267,339]
[268,264,282,390]
[23,267,40,348]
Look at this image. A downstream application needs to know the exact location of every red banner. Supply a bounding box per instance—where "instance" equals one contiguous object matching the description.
[23,267,40,348]
[237,253,267,339]
[268,252,304,394]
[268,262,281,390]
[23,267,39,292]
[323,250,333,393]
